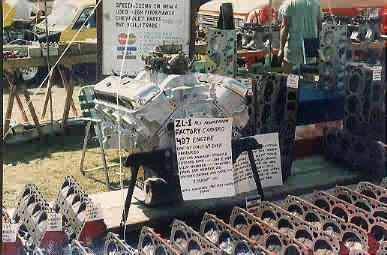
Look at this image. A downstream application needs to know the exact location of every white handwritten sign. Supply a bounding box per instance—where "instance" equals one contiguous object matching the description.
[86,202,104,221]
[373,66,382,81]
[175,118,234,200]
[2,224,18,242]
[233,133,282,194]
[103,0,190,75]
[47,213,62,232]
[287,74,299,89]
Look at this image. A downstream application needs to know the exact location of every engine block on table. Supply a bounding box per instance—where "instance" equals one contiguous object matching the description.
[93,71,250,152]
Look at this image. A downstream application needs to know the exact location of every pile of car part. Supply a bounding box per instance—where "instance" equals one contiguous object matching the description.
[3,176,107,255]
[240,24,281,50]
[249,73,298,180]
[323,59,386,178]
[53,176,107,244]
[207,28,237,76]
[109,180,386,255]
[319,24,350,89]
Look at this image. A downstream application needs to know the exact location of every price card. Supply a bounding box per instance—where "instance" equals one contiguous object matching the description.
[350,31,359,40]
[287,74,299,89]
[2,224,18,242]
[365,30,373,40]
[47,213,62,232]
[373,66,382,81]
[86,202,104,221]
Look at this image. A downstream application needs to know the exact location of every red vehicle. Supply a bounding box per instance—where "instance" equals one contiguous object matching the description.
[379,7,387,35]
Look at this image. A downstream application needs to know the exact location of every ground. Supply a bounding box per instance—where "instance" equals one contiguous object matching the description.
[3,83,132,209]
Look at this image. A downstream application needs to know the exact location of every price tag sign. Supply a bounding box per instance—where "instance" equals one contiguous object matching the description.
[47,213,62,232]
[86,202,104,221]
[350,32,359,40]
[2,224,18,242]
[287,74,299,89]
[373,66,382,81]
[365,30,373,40]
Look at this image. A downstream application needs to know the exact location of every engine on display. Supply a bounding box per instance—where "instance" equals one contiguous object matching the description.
[93,44,250,152]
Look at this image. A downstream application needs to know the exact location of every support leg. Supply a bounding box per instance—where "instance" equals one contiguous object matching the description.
[3,73,17,137]
[41,69,55,120]
[80,121,92,175]
[23,88,42,137]
[96,123,111,190]
[58,66,74,129]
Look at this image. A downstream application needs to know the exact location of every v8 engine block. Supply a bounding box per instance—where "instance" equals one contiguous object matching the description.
[93,71,250,153]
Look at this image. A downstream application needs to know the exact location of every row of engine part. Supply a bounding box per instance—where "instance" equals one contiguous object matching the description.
[3,180,385,255]
[343,64,385,143]
[322,127,386,178]
[105,180,386,255]
[2,176,107,255]
[246,73,298,181]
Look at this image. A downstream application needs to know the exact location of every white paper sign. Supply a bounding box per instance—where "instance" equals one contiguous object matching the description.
[47,213,62,232]
[175,118,235,200]
[287,74,299,89]
[2,224,18,242]
[350,32,359,40]
[233,133,283,194]
[373,66,382,81]
[102,0,191,75]
[86,202,104,221]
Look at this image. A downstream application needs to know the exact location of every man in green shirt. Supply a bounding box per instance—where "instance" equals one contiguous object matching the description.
[278,0,323,74]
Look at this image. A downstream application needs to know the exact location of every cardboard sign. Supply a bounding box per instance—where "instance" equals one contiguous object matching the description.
[102,0,191,75]
[175,118,234,200]
[2,224,18,242]
[287,74,299,89]
[86,202,104,221]
[47,213,62,232]
[234,133,282,194]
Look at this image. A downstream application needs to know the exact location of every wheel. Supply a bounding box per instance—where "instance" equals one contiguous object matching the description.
[20,66,48,87]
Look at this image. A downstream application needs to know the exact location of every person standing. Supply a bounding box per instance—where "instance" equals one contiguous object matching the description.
[278,0,323,74]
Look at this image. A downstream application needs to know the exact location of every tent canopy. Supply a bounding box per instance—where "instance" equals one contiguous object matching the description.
[199,0,285,15]
[199,0,386,15]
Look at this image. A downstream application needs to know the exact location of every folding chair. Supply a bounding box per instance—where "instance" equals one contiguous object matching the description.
[78,85,119,190]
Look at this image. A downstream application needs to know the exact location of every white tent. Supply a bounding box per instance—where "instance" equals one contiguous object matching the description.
[320,0,386,8]
[199,0,386,14]
[199,0,286,15]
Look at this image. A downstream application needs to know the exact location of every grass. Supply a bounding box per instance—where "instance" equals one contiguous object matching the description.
[2,80,133,209]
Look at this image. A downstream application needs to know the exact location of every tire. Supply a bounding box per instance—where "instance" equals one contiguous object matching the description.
[21,66,48,87]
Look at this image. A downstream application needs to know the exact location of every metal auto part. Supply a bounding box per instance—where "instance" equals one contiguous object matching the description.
[93,72,249,153]
[71,240,96,255]
[319,24,350,89]
[170,219,224,255]
[322,127,386,178]
[356,182,387,204]
[200,213,271,255]
[12,184,67,252]
[335,186,387,221]
[138,227,181,255]
[228,207,311,254]
[53,176,107,243]
[104,232,137,255]
[283,195,369,250]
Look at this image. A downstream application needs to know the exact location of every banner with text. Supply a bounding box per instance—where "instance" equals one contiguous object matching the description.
[102,0,191,75]
[174,118,234,200]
